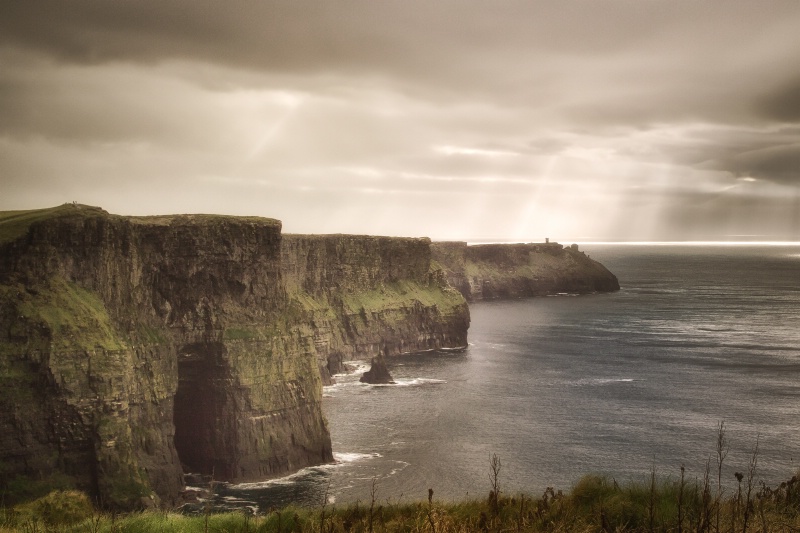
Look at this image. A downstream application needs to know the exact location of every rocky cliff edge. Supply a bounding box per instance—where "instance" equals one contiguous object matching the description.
[0,205,469,509]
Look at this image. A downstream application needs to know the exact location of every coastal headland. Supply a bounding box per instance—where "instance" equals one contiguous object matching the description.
[0,204,617,509]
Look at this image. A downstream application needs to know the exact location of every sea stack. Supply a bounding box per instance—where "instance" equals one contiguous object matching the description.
[360,353,395,384]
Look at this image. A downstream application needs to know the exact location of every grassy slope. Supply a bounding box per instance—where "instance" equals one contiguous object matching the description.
[464,252,568,283]
[0,204,281,245]
[338,280,465,316]
[4,470,800,532]
[0,204,100,245]
[0,277,128,356]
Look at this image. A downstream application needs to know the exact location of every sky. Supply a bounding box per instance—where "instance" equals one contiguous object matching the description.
[2,1,800,242]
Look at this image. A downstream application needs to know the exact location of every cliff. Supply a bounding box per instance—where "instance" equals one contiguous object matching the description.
[281,235,469,383]
[0,205,469,509]
[431,241,619,301]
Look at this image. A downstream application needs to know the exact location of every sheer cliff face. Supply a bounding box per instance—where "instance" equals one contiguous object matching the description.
[0,207,332,508]
[0,206,471,509]
[431,241,620,301]
[281,235,470,382]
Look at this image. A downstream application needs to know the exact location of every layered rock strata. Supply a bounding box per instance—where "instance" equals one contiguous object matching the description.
[0,205,469,509]
[431,241,619,301]
[281,235,470,384]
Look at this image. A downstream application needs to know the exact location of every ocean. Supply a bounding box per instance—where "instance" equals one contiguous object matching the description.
[200,245,800,513]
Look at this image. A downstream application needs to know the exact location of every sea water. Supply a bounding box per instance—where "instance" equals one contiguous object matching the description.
[202,245,800,513]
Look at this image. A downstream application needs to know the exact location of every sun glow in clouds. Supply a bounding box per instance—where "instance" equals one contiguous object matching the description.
[243,90,305,160]
[434,145,520,157]
[574,241,800,246]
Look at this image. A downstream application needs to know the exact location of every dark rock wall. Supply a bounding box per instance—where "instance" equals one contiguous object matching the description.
[431,241,620,301]
[281,235,470,382]
[0,209,331,508]
[281,234,431,295]
[0,207,472,510]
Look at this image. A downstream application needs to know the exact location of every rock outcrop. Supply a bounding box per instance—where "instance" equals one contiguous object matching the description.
[431,241,619,301]
[359,353,395,385]
[0,205,470,509]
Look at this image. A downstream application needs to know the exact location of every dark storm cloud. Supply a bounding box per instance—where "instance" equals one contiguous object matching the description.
[2,0,800,239]
[4,1,799,109]
[638,125,800,185]
[757,77,800,123]
[722,144,800,184]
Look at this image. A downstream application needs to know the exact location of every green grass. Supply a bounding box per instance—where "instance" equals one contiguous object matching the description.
[11,277,128,353]
[0,204,107,245]
[0,204,282,246]
[8,490,93,527]
[5,470,800,532]
[339,280,464,316]
[464,253,568,284]
[133,324,166,345]
[223,328,260,341]
[127,213,281,227]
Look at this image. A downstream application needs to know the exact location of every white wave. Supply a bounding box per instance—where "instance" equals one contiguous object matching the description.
[438,345,469,352]
[222,496,256,504]
[570,377,638,386]
[388,460,410,476]
[229,459,348,490]
[322,382,344,397]
[391,378,447,387]
[349,362,371,375]
[231,477,300,489]
[331,360,370,378]
[364,377,446,388]
[334,451,382,463]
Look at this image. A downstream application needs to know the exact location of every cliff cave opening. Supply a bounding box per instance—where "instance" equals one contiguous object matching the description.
[173,342,237,480]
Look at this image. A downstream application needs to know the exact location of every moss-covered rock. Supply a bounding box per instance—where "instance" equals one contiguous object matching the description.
[11,490,94,526]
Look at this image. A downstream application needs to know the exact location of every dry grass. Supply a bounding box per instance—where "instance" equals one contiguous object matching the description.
[4,469,800,532]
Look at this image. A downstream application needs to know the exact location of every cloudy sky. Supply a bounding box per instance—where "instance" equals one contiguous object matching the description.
[2,1,800,241]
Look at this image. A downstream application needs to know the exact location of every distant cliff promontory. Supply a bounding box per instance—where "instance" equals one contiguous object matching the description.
[431,241,619,301]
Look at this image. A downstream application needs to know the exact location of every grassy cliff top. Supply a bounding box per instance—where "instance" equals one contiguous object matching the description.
[285,233,431,243]
[0,204,108,245]
[127,213,281,227]
[0,204,282,245]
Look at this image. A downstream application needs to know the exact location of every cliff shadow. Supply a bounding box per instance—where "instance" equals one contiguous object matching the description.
[173,341,239,481]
